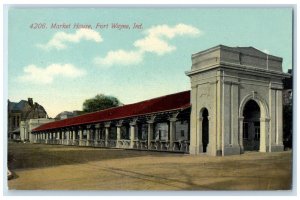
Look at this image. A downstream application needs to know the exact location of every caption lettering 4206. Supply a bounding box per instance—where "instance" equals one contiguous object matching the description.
[30,23,47,29]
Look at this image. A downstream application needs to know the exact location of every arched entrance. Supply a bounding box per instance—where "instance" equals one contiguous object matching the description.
[243,100,260,151]
[202,108,209,152]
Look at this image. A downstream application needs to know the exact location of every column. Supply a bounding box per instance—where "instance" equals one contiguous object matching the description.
[198,117,203,153]
[189,86,198,155]
[147,118,155,149]
[269,88,276,150]
[260,118,269,152]
[95,124,100,146]
[231,83,240,147]
[169,117,177,151]
[116,125,121,148]
[275,90,284,151]
[73,129,76,144]
[65,129,69,145]
[46,132,49,144]
[130,121,137,148]
[57,130,61,144]
[105,122,110,147]
[66,129,70,145]
[222,81,240,155]
[86,128,91,146]
[79,127,83,146]
[239,117,244,153]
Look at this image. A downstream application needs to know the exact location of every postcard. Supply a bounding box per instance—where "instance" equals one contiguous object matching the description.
[6,6,293,192]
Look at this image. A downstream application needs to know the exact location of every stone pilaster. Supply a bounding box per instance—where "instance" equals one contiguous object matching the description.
[272,90,284,151]
[189,86,198,155]
[260,118,270,152]
[238,117,244,153]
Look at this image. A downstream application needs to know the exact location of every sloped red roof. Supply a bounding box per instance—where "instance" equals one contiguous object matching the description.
[33,90,191,132]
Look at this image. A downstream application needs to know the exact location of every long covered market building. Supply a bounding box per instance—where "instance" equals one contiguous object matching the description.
[31,45,290,156]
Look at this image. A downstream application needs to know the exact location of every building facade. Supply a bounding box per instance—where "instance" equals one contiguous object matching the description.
[20,118,56,142]
[8,98,48,140]
[31,45,290,156]
[186,45,288,155]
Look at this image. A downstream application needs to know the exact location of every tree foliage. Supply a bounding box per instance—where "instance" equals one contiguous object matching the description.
[83,94,121,113]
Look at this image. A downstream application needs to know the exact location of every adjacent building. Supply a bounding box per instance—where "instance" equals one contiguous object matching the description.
[8,98,48,140]
[31,45,290,156]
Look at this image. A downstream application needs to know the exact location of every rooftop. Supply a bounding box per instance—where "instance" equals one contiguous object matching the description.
[33,90,191,132]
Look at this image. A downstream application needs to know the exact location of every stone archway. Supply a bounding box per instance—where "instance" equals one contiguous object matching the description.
[242,100,260,151]
[239,93,270,153]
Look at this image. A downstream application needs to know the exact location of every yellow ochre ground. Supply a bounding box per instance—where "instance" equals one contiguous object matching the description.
[8,143,292,190]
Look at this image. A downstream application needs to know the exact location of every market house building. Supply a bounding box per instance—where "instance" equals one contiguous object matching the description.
[32,45,290,156]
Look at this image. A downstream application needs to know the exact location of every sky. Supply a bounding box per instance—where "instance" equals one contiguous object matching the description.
[7,7,293,118]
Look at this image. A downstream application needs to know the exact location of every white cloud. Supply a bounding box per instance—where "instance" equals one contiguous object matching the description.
[94,23,201,67]
[146,23,201,39]
[19,63,86,84]
[37,29,102,50]
[134,36,175,55]
[94,50,143,67]
[134,23,201,55]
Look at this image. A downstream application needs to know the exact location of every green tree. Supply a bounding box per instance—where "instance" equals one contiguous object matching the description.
[83,94,121,113]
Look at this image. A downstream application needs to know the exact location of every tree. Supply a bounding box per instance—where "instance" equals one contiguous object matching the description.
[83,94,121,113]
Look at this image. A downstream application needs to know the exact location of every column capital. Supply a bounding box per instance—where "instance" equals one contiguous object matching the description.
[130,122,137,126]
[146,115,156,124]
[95,123,101,129]
[104,122,111,128]
[116,120,124,127]
[169,117,177,122]
[130,118,138,126]
[87,124,94,129]
[169,111,179,119]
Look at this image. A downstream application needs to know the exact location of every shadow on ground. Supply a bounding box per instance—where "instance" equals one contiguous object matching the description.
[8,143,182,170]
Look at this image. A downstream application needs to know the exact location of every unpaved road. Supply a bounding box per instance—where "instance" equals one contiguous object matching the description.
[7,143,292,190]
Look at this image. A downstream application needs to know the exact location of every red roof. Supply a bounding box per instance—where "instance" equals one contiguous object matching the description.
[33,90,191,132]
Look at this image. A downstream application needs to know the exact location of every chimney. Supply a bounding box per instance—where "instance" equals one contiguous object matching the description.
[28,98,33,106]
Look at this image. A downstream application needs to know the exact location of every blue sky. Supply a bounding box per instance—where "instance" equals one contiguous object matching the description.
[8,7,293,118]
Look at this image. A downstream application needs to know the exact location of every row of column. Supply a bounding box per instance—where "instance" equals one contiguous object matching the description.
[34,116,181,150]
